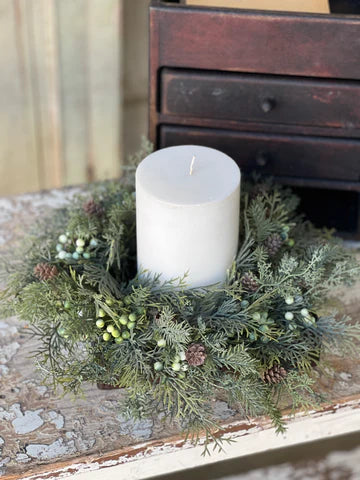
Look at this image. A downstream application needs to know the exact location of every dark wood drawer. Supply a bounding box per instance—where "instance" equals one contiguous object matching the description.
[161,69,360,131]
[159,125,360,182]
[151,4,360,81]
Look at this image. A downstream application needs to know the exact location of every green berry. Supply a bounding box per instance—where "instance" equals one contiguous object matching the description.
[106,324,115,333]
[90,238,98,247]
[111,329,120,338]
[259,324,269,333]
[63,301,71,309]
[124,296,132,305]
[285,296,294,305]
[261,336,270,343]
[241,300,249,308]
[282,225,290,233]
[76,238,85,247]
[154,361,163,372]
[58,251,67,260]
[252,312,261,321]
[285,312,294,321]
[122,330,130,340]
[172,362,181,372]
[55,300,62,307]
[65,252,72,259]
[301,308,309,317]
[103,332,111,341]
[288,238,295,247]
[173,355,181,363]
[83,252,91,260]
[128,312,137,323]
[115,336,124,344]
[76,246,84,254]
[56,244,63,252]
[57,327,66,337]
[157,338,166,347]
[119,314,128,325]
[96,319,105,328]
[72,252,80,260]
[98,309,106,318]
[281,232,288,241]
[249,333,256,341]
[127,322,136,330]
[59,234,67,244]
[105,298,114,306]
[178,373,186,379]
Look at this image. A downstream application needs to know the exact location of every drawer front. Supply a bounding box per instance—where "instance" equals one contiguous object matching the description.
[152,6,360,80]
[159,125,360,182]
[161,69,360,130]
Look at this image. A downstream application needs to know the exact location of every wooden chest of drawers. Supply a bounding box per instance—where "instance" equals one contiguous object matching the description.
[149,0,360,234]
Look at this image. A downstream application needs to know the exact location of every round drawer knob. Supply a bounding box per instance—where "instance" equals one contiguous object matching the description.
[256,152,270,167]
[261,98,275,113]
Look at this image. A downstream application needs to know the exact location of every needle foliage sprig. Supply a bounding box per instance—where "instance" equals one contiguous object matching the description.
[1,144,360,454]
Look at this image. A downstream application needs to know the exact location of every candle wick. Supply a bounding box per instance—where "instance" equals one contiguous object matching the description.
[189,156,196,175]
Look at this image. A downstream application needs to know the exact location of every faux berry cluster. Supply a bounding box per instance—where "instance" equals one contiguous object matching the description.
[282,296,317,332]
[245,295,317,344]
[95,297,142,344]
[153,346,188,377]
[55,233,98,262]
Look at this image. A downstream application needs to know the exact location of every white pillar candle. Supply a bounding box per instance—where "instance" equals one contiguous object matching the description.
[136,145,241,288]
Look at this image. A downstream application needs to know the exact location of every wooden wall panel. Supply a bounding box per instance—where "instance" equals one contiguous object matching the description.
[0,0,123,196]
[0,0,40,195]
[56,0,91,186]
[26,0,62,190]
[88,0,122,181]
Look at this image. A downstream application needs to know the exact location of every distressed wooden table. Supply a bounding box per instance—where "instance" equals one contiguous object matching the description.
[1,188,360,480]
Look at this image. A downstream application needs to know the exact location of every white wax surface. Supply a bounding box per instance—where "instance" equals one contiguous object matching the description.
[136,145,241,288]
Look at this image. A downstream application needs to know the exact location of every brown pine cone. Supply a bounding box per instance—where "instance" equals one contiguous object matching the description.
[34,263,58,281]
[185,343,207,367]
[262,364,287,384]
[83,198,105,217]
[265,233,283,257]
[241,272,259,292]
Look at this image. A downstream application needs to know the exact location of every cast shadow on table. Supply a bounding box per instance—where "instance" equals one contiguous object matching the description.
[149,431,360,480]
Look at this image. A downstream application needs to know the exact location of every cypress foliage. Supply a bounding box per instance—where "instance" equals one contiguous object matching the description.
[1,146,360,454]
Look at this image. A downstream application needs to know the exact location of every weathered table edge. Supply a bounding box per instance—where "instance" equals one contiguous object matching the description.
[3,394,360,480]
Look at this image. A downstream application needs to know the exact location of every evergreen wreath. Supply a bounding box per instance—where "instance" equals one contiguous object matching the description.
[1,142,360,454]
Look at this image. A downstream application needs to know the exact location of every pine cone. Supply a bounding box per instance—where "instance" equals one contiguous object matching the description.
[241,272,259,292]
[262,364,287,384]
[185,343,207,367]
[265,233,283,257]
[83,198,105,217]
[34,263,58,281]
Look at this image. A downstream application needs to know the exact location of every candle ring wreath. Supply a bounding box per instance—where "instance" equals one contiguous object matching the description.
[1,142,360,454]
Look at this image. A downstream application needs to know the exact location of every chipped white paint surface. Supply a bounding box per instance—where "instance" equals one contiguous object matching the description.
[13,401,360,480]
[11,406,44,435]
[1,188,360,480]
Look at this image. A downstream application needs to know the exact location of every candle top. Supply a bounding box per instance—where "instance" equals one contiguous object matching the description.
[136,145,240,205]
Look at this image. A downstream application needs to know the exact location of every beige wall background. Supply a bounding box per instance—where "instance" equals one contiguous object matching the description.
[0,0,149,196]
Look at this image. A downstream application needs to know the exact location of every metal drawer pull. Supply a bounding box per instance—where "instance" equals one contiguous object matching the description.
[261,98,275,113]
[256,152,270,167]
